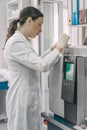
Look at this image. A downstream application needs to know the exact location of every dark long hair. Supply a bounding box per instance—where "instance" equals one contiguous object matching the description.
[5,19,19,44]
[4,6,43,46]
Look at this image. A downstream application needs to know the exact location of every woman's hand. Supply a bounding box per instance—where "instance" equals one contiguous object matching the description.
[50,33,70,52]
[50,44,63,52]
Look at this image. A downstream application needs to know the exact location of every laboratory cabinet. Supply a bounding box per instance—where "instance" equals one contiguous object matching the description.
[7,0,19,21]
[0,81,8,121]
[47,46,87,130]
[7,0,30,23]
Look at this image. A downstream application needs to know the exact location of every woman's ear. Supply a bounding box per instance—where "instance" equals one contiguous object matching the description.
[27,17,32,23]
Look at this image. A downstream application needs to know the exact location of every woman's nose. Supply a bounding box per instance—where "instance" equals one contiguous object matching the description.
[39,28,42,33]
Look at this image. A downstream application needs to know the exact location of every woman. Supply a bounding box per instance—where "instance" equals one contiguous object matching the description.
[4,6,70,130]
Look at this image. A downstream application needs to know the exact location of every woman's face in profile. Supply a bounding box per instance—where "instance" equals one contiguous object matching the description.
[27,17,43,38]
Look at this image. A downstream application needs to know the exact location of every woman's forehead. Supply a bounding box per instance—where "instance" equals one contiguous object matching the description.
[35,17,43,24]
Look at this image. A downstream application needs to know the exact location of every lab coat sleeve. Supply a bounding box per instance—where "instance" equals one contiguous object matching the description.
[40,49,51,58]
[9,41,61,72]
[40,48,61,64]
[40,48,62,67]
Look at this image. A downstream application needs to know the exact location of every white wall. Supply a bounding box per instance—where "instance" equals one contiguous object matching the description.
[0,0,8,68]
[0,0,7,46]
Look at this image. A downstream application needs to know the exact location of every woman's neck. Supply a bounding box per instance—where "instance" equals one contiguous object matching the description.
[18,27,29,40]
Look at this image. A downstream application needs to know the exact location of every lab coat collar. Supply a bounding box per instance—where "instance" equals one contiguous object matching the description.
[16,30,32,47]
[15,30,38,55]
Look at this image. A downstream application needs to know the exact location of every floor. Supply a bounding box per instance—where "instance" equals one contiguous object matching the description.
[0,120,7,130]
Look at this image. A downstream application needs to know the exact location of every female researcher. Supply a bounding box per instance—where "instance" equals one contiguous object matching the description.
[4,6,70,130]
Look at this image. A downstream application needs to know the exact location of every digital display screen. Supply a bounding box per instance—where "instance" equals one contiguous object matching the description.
[65,63,74,80]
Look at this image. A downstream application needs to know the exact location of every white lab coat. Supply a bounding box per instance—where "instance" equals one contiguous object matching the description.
[4,30,61,130]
